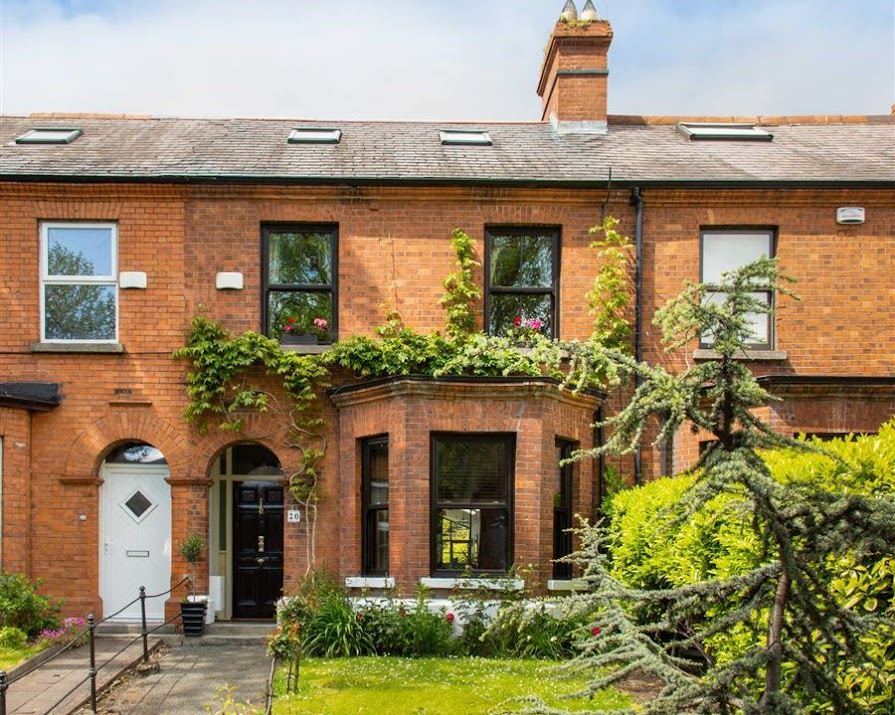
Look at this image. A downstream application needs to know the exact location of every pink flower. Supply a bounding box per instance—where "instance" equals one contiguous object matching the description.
[313,318,328,330]
[445,612,455,623]
[591,626,601,636]
[525,318,543,330]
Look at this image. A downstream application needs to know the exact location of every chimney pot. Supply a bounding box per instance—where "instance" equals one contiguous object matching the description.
[560,0,578,22]
[580,0,598,21]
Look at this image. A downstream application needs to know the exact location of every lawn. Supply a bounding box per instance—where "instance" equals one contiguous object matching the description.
[272,657,632,714]
[0,643,45,671]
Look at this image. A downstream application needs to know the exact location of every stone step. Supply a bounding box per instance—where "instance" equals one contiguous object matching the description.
[184,621,276,647]
[96,620,275,646]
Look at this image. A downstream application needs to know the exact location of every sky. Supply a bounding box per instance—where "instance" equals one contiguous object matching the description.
[1,0,893,122]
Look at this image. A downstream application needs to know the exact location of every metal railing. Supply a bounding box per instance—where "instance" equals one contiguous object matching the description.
[0,578,187,715]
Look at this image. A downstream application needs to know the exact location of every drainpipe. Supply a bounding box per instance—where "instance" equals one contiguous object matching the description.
[594,406,605,513]
[630,187,644,486]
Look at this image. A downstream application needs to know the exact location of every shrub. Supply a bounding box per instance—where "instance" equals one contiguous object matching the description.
[402,588,453,657]
[38,617,88,647]
[356,600,414,656]
[302,588,374,657]
[0,572,60,639]
[279,571,374,657]
[0,626,27,649]
[605,427,895,711]
[484,603,586,659]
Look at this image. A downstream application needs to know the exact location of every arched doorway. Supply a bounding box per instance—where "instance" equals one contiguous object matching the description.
[99,442,171,621]
[210,443,284,620]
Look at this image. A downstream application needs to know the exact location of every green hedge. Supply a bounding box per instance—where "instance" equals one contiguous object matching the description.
[605,423,895,712]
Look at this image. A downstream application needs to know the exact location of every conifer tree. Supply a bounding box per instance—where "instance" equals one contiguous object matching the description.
[523,258,895,714]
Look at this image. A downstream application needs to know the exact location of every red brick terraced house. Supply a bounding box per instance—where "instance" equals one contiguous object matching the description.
[1,4,893,623]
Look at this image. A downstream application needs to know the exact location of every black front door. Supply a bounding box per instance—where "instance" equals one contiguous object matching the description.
[233,481,284,619]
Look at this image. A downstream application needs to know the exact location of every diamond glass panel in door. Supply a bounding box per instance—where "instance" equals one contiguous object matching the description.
[43,224,117,341]
[122,490,155,523]
[487,229,557,337]
[264,227,336,342]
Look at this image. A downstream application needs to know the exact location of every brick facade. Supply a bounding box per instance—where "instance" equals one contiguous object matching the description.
[1,9,892,620]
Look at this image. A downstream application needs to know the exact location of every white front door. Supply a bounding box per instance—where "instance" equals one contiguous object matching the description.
[100,464,171,621]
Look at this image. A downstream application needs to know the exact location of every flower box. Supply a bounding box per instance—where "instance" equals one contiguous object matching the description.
[281,332,318,345]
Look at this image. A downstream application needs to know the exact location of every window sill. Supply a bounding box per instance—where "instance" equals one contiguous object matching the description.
[693,349,787,361]
[31,342,125,354]
[547,579,588,592]
[344,576,395,590]
[419,577,525,591]
[279,343,332,354]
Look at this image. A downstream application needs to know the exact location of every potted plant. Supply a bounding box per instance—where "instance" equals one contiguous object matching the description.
[281,316,329,345]
[178,532,208,636]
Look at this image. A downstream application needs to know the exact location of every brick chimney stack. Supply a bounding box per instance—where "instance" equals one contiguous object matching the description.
[537,1,613,133]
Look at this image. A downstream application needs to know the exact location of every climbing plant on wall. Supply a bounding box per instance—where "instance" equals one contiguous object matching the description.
[174,220,635,571]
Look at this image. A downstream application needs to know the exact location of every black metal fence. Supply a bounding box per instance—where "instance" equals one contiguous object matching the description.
[0,578,186,715]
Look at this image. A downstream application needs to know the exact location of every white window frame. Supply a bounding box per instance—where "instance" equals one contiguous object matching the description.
[40,222,119,343]
[700,229,775,350]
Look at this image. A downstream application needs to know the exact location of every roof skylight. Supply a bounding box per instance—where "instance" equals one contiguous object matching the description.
[15,127,82,144]
[677,123,773,142]
[440,129,493,146]
[288,127,342,144]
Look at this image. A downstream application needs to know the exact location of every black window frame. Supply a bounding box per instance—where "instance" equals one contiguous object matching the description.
[261,223,338,342]
[699,228,776,350]
[430,432,515,576]
[485,226,560,338]
[553,438,576,580]
[361,435,389,576]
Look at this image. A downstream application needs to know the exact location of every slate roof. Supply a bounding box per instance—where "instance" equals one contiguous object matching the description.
[1,114,892,186]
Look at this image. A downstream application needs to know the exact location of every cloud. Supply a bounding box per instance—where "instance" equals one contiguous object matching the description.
[1,0,892,120]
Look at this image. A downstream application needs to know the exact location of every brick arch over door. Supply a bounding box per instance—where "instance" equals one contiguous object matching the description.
[190,412,300,480]
[64,413,189,482]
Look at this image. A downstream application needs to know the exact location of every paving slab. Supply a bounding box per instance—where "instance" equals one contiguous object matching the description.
[4,636,155,715]
[75,641,272,715]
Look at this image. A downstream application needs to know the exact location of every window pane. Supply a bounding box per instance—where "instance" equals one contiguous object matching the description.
[702,291,769,345]
[44,284,116,340]
[702,233,771,284]
[435,508,508,571]
[47,227,113,277]
[268,291,332,338]
[231,444,282,476]
[436,439,508,503]
[267,230,332,285]
[106,442,167,464]
[372,510,389,572]
[368,441,389,505]
[490,233,554,287]
[488,293,553,337]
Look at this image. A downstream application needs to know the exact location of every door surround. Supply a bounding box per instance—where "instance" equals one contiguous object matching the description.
[209,444,284,620]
